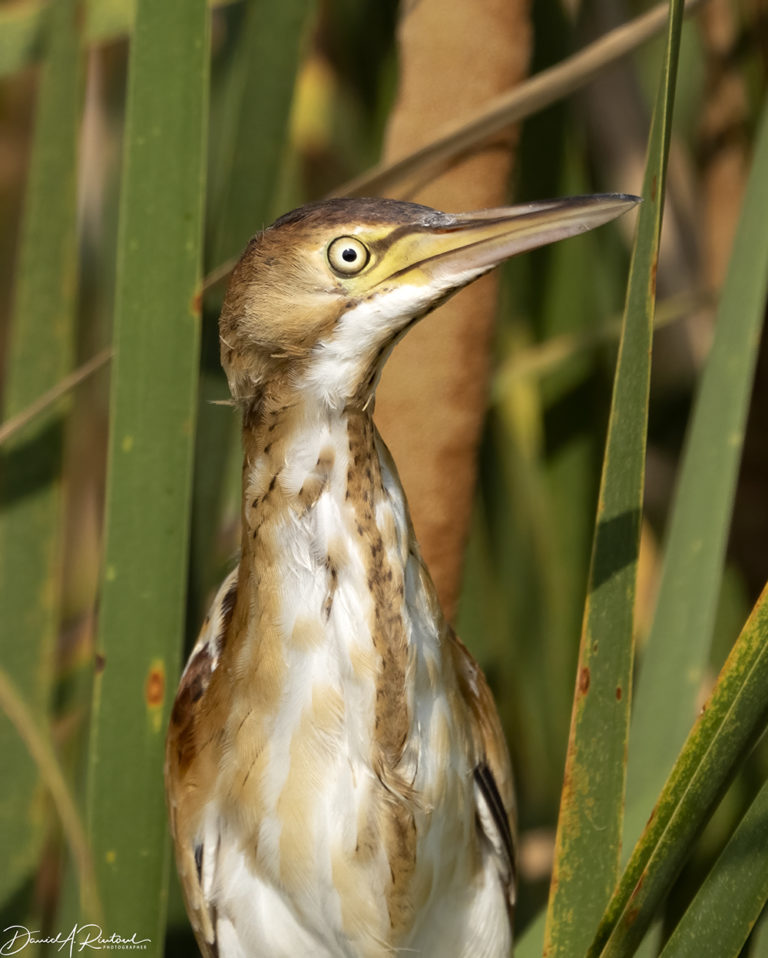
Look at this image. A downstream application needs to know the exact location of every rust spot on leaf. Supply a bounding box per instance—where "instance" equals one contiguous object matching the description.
[145,662,165,708]
[650,174,657,202]
[616,685,623,700]
[94,653,106,674]
[578,666,591,695]
[191,288,203,317]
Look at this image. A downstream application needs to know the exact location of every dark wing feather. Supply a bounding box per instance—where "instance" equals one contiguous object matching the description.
[474,761,516,915]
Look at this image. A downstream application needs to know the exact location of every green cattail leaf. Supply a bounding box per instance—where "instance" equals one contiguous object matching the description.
[543,0,684,953]
[85,2,209,947]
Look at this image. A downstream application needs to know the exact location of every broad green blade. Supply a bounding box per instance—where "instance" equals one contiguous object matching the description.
[659,773,768,958]
[543,2,684,953]
[624,92,768,856]
[589,582,768,957]
[0,0,82,912]
[85,3,209,946]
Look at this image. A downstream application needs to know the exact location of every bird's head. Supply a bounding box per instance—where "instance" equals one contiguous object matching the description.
[219,194,637,412]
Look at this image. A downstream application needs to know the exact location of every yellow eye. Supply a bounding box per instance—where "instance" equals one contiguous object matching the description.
[327,236,370,275]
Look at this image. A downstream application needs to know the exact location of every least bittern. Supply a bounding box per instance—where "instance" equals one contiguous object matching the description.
[165,194,637,957]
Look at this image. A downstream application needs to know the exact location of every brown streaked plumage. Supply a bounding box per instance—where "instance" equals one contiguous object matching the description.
[166,194,638,957]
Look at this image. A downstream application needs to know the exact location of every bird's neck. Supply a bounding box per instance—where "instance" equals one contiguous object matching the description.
[219,395,453,937]
[236,399,402,566]
[229,396,443,770]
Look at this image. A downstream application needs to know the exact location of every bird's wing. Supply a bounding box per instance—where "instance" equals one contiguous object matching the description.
[165,570,239,958]
[448,629,517,914]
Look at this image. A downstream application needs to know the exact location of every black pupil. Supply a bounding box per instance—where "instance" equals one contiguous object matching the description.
[342,247,357,262]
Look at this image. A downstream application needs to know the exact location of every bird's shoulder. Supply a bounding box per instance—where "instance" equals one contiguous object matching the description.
[165,569,239,957]
[447,629,517,914]
[166,569,238,777]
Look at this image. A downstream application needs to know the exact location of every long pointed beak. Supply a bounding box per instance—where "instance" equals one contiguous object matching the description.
[388,193,639,286]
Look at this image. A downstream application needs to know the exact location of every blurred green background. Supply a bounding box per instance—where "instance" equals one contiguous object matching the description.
[0,0,767,955]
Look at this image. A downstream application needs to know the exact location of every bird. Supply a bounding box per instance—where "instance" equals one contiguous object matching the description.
[165,193,638,958]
